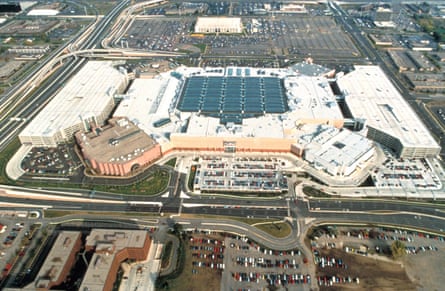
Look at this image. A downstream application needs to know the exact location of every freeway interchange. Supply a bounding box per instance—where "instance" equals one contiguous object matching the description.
[0,0,444,250]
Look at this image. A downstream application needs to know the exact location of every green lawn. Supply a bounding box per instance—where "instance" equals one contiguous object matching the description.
[302,186,330,198]
[164,158,177,167]
[0,138,20,185]
[161,241,173,269]
[43,210,161,218]
[90,169,170,195]
[254,222,292,238]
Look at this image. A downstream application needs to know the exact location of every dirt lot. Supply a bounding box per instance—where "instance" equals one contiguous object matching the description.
[315,248,416,291]
[310,227,445,291]
[403,245,444,291]
[159,232,224,291]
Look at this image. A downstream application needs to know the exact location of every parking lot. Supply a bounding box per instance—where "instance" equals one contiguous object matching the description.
[0,212,39,285]
[20,144,81,177]
[47,21,82,42]
[194,156,289,194]
[124,18,194,52]
[372,156,442,190]
[190,236,226,273]
[120,15,359,62]
[222,235,310,290]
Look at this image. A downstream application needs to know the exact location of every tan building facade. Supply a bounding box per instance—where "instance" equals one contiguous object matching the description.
[170,134,294,153]
[76,118,162,176]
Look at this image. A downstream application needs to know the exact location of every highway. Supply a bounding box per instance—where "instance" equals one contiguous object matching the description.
[0,59,89,152]
[1,182,444,235]
[0,0,130,152]
[0,30,83,111]
[0,0,103,118]
[308,199,445,217]
[305,199,445,232]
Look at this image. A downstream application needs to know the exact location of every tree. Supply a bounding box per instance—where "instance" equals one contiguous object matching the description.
[391,240,406,260]
[173,223,183,236]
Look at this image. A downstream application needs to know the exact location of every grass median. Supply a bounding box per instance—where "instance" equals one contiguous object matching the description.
[178,214,293,238]
[161,241,173,269]
[43,210,161,218]
[253,221,292,238]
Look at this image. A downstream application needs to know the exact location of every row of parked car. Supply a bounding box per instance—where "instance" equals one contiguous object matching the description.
[314,255,347,269]
[192,261,225,269]
[405,245,439,254]
[232,272,311,286]
[3,223,23,246]
[235,256,299,269]
[318,275,359,286]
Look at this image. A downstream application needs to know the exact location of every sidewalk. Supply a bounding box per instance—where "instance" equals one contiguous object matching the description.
[6,144,31,180]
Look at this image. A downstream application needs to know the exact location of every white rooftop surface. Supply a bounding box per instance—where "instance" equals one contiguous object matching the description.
[117,65,343,141]
[338,65,439,149]
[27,9,59,16]
[185,114,285,138]
[113,74,183,145]
[195,16,242,27]
[20,61,126,138]
[284,75,343,121]
[304,127,374,168]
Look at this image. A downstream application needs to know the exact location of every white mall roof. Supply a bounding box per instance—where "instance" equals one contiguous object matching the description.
[27,9,59,16]
[185,114,285,139]
[284,75,342,121]
[338,65,438,149]
[20,61,127,138]
[303,126,374,168]
[113,74,183,145]
[114,65,343,143]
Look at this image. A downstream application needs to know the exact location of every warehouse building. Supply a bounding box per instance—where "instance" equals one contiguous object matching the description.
[194,17,243,33]
[374,7,395,28]
[404,72,445,93]
[18,61,129,147]
[387,50,417,72]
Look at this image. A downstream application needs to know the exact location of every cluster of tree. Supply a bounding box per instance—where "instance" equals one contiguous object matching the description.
[414,14,445,43]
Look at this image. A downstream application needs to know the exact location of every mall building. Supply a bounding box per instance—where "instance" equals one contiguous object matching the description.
[15,61,441,177]
[194,17,243,33]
